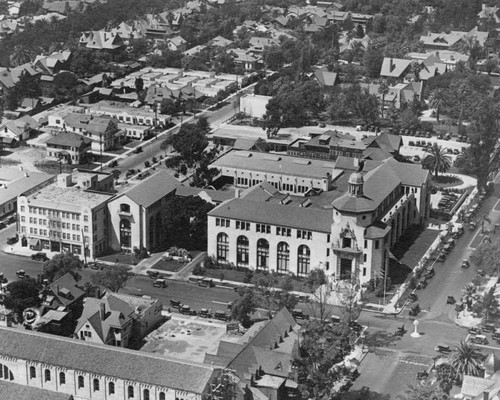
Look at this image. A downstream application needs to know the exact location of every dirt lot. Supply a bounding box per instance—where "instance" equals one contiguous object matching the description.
[141,314,229,362]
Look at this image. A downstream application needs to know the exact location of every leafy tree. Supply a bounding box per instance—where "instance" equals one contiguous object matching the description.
[160,98,179,115]
[451,340,483,382]
[251,273,298,314]
[135,77,144,94]
[435,363,456,395]
[423,143,452,179]
[231,287,257,327]
[91,264,132,293]
[162,195,214,250]
[469,241,500,276]
[168,122,208,166]
[43,253,82,282]
[473,287,498,324]
[3,278,41,320]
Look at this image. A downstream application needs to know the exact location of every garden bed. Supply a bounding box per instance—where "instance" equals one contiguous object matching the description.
[153,259,187,273]
[431,175,463,189]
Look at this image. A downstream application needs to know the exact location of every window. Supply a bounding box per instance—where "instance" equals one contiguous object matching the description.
[236,236,249,266]
[363,254,367,262]
[0,364,13,380]
[120,204,131,213]
[78,376,84,388]
[236,220,250,230]
[217,233,229,261]
[342,237,352,248]
[297,245,310,276]
[120,219,132,248]
[84,215,89,222]
[93,378,100,391]
[128,385,134,398]
[29,366,36,379]
[375,240,380,250]
[109,382,115,394]
[277,242,290,273]
[45,369,51,382]
[59,372,66,385]
[364,240,367,249]
[257,239,269,269]
[256,224,271,234]
[277,227,291,237]
[144,389,150,400]
[160,393,166,400]
[21,206,25,212]
[297,230,312,240]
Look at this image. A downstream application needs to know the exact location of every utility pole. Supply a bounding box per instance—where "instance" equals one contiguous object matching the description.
[99,133,103,171]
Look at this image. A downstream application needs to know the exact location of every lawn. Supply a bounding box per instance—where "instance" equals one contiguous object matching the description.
[98,252,136,265]
[34,161,87,175]
[153,259,186,273]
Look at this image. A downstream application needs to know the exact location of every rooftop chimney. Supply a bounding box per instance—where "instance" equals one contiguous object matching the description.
[100,303,106,320]
[390,57,395,73]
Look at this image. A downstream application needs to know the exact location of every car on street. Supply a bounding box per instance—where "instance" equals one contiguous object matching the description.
[461,259,470,269]
[469,327,482,335]
[180,305,195,315]
[170,299,181,309]
[199,308,210,318]
[153,279,167,288]
[470,334,488,345]
[435,344,451,353]
[482,323,496,333]
[197,278,214,288]
[86,262,102,270]
[446,296,456,304]
[6,236,18,245]
[30,252,48,262]
[16,270,28,279]
[147,271,160,279]
[214,311,231,322]
[291,309,310,320]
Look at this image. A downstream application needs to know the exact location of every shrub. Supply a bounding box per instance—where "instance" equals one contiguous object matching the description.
[152,156,157,163]
[193,264,205,276]
[144,161,151,168]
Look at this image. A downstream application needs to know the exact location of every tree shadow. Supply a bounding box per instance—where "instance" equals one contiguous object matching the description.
[364,330,402,348]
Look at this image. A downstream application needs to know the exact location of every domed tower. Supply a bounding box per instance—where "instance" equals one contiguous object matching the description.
[348,172,364,197]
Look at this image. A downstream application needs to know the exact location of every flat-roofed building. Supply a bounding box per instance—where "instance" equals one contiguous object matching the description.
[209,150,342,195]
[0,326,218,400]
[17,173,114,259]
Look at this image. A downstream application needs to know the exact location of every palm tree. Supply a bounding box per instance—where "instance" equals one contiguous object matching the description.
[475,287,498,323]
[428,89,447,123]
[9,45,33,67]
[462,283,476,310]
[423,143,452,179]
[451,340,483,382]
[378,81,389,119]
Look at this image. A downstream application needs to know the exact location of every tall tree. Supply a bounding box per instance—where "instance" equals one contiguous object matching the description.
[462,283,476,310]
[231,287,257,327]
[43,253,82,282]
[423,143,452,179]
[3,278,41,320]
[378,81,389,119]
[428,89,447,123]
[168,122,208,166]
[473,287,498,324]
[435,363,456,395]
[451,340,483,382]
[91,265,132,293]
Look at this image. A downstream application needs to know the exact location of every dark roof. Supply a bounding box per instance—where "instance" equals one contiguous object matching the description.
[48,272,85,308]
[0,380,73,400]
[365,221,391,239]
[120,172,180,207]
[0,327,215,393]
[385,158,429,187]
[46,132,91,148]
[314,70,337,87]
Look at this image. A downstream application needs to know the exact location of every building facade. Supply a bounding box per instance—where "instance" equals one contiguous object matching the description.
[17,173,113,259]
[0,327,217,400]
[207,157,430,285]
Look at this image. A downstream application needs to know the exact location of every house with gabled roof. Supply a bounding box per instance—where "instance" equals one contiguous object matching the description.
[79,30,125,52]
[107,171,180,253]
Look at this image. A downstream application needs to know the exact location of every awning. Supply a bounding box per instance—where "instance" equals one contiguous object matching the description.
[28,238,40,246]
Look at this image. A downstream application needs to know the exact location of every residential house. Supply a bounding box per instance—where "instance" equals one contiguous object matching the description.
[0,116,39,142]
[205,308,300,400]
[314,69,338,87]
[478,3,500,24]
[167,35,187,52]
[107,171,180,253]
[419,28,489,51]
[361,81,423,110]
[210,35,234,48]
[460,353,500,400]
[45,131,92,164]
[0,327,218,400]
[79,30,125,52]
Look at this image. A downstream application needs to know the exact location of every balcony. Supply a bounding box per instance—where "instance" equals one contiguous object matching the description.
[117,209,133,217]
[331,240,362,254]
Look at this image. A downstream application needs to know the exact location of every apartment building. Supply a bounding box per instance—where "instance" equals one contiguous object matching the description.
[17,174,114,259]
[45,131,92,164]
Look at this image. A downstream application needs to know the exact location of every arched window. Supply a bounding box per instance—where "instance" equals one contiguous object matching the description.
[236,235,249,266]
[0,364,13,381]
[59,372,66,385]
[160,393,166,400]
[78,376,84,389]
[109,382,115,394]
[217,233,229,261]
[120,219,132,248]
[144,388,150,400]
[277,242,289,273]
[44,369,51,382]
[93,378,100,391]
[257,239,269,269]
[120,203,131,213]
[128,385,134,398]
[297,245,310,277]
[29,366,36,379]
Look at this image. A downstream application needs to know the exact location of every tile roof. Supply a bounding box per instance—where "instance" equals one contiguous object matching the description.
[209,197,332,232]
[0,327,215,393]
[46,131,92,148]
[0,380,73,400]
[210,150,338,180]
[119,171,180,207]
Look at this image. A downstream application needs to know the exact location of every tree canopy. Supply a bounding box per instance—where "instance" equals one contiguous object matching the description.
[43,253,82,283]
[168,122,209,166]
[91,265,132,293]
[3,278,41,319]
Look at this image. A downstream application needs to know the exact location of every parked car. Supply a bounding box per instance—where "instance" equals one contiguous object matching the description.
[470,334,488,345]
[461,259,470,269]
[482,323,496,333]
[16,270,28,279]
[329,315,341,325]
[198,278,214,288]
[6,236,18,245]
[147,271,160,279]
[180,305,193,315]
[199,308,210,318]
[30,252,48,262]
[170,299,181,309]
[446,296,456,304]
[87,262,102,270]
[291,309,310,320]
[214,311,231,321]
[469,327,482,335]
[492,330,500,341]
[435,344,451,353]
[153,279,167,288]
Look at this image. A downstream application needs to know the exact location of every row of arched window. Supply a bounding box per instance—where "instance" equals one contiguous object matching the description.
[0,363,14,381]
[28,366,165,399]
[217,234,311,276]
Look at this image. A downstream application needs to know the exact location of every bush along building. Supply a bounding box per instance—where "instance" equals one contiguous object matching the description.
[207,155,430,286]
